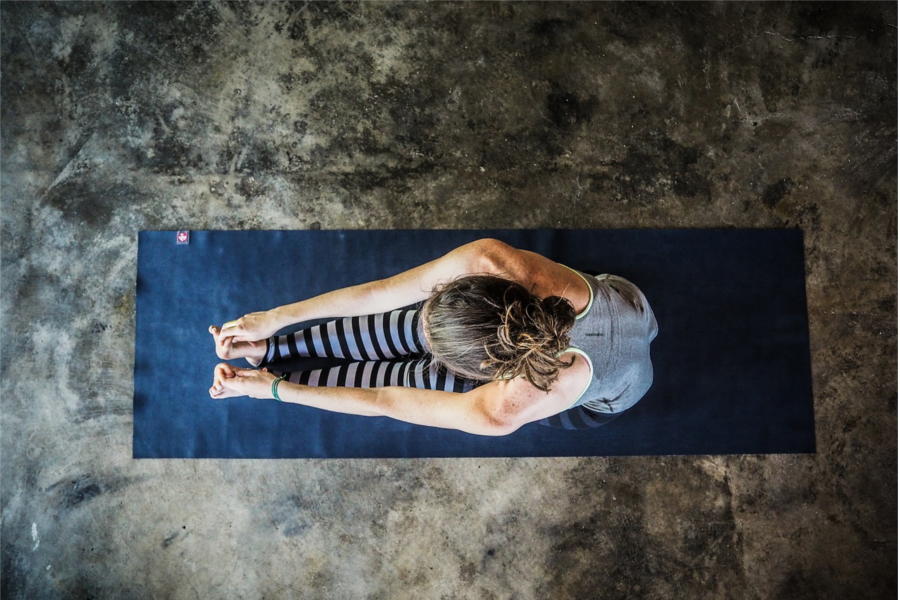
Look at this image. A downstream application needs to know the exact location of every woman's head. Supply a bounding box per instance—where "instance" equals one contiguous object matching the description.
[421,274,577,391]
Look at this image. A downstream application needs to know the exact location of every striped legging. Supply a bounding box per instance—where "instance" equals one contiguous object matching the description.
[258,304,616,430]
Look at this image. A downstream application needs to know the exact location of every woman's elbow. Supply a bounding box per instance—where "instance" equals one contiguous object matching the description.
[464,238,514,274]
[478,410,526,437]
[454,406,521,437]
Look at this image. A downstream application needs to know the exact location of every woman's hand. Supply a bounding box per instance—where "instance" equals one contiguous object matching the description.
[219,309,283,343]
[209,363,278,400]
[209,325,267,367]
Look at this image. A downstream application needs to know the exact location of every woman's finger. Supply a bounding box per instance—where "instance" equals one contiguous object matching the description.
[215,363,236,380]
[210,384,231,398]
[213,366,229,388]
[213,368,238,392]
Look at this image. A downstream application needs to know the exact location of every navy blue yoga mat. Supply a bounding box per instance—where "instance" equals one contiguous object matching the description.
[133,228,816,458]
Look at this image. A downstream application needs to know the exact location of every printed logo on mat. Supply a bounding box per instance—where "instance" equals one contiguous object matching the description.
[176,230,190,245]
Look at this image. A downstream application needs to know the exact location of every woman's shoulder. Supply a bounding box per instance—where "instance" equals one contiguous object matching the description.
[484,246,593,315]
[489,350,593,425]
[553,349,593,408]
[521,350,593,420]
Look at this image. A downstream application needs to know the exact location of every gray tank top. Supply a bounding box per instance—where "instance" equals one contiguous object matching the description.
[554,263,659,414]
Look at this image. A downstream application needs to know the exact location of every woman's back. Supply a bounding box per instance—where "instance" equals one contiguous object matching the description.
[552,264,659,415]
[476,245,659,418]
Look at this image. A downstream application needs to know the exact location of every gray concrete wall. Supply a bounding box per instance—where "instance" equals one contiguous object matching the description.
[1,1,895,598]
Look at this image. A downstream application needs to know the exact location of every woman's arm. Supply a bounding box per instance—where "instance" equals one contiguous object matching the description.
[211,362,514,435]
[213,348,589,435]
[269,238,495,329]
[275,363,584,435]
[273,380,516,436]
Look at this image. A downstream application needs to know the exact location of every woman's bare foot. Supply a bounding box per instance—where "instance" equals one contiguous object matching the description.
[209,325,267,367]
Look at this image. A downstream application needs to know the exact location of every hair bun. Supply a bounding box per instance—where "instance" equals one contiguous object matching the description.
[422,274,579,392]
[540,295,577,322]
[486,293,577,390]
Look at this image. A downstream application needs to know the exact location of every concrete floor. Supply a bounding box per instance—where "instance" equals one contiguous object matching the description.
[1,1,896,598]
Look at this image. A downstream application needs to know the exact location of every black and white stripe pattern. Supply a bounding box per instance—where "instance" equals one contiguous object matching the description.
[260,308,427,366]
[536,406,624,429]
[270,356,479,393]
[259,307,479,393]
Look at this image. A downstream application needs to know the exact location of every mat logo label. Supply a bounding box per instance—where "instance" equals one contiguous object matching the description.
[176,231,190,245]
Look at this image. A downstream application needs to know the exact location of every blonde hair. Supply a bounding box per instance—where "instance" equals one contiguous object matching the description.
[421,274,577,391]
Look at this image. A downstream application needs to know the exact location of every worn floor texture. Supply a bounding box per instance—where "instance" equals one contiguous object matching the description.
[1,1,896,598]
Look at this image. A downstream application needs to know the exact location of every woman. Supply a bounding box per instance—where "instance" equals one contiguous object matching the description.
[207,238,659,435]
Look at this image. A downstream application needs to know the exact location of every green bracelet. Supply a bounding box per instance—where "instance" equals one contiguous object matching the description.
[272,374,288,401]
